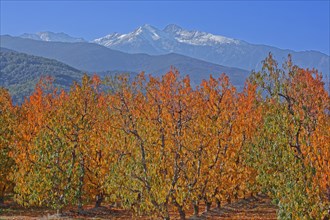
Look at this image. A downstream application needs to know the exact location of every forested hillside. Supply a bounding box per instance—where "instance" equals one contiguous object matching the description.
[0,49,83,103]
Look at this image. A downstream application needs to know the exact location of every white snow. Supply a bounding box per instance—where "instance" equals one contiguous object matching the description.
[20,31,86,43]
[93,24,241,49]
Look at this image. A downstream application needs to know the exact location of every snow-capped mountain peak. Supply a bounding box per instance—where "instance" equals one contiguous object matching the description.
[138,24,158,32]
[20,31,86,43]
[132,24,163,40]
[93,24,241,54]
[93,24,176,52]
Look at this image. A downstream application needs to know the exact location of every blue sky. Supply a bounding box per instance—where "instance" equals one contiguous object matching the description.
[1,1,329,55]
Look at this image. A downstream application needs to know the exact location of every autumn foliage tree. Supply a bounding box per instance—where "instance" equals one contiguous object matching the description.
[189,74,257,215]
[11,77,58,207]
[10,75,116,212]
[248,53,330,219]
[0,88,16,204]
[106,71,198,219]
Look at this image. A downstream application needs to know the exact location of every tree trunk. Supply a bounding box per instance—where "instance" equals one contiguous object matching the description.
[178,207,185,220]
[193,200,199,216]
[216,199,221,209]
[0,185,6,204]
[172,197,185,220]
[227,196,231,204]
[162,204,170,220]
[78,203,83,213]
[205,200,211,212]
[174,202,185,220]
[77,156,85,213]
[95,194,103,208]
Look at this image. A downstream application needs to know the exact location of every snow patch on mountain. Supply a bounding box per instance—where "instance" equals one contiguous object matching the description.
[173,30,239,46]
[163,24,240,46]
[94,24,172,46]
[20,31,86,43]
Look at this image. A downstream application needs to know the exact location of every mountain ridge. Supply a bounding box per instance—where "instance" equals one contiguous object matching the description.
[0,35,249,89]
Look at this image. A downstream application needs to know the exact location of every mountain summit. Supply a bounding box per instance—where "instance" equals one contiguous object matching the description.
[93,24,177,54]
[20,31,86,43]
[93,24,240,54]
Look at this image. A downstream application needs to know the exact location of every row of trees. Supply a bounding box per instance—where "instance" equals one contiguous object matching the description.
[0,55,329,219]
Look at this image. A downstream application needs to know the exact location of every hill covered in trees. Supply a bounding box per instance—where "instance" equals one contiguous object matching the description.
[0,48,84,103]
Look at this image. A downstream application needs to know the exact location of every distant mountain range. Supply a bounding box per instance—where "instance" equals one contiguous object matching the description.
[92,24,329,76]
[17,24,329,79]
